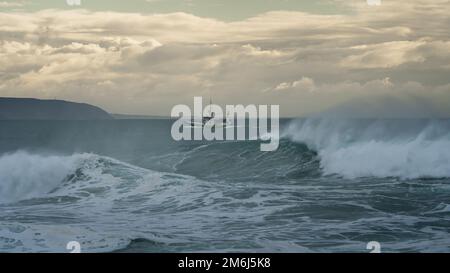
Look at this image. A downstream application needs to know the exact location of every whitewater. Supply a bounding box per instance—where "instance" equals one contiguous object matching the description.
[283,119,450,179]
[0,118,449,252]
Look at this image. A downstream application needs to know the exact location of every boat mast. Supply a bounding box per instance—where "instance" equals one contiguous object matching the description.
[209,97,213,117]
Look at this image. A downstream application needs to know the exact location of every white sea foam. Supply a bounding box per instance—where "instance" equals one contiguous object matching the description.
[0,151,87,203]
[0,150,236,252]
[0,151,196,252]
[283,119,450,179]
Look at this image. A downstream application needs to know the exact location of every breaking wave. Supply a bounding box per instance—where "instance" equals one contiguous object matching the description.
[0,151,202,252]
[283,119,450,179]
[1,118,450,252]
[0,152,83,203]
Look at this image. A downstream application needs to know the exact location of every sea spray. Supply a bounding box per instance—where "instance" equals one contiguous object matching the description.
[0,151,82,203]
[283,119,450,179]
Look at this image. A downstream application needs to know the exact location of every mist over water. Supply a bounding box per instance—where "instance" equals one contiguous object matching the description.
[0,119,450,252]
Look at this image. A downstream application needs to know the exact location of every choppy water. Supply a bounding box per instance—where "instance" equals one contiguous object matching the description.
[0,119,450,252]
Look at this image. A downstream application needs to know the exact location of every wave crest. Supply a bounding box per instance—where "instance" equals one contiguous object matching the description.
[283,119,450,179]
[0,151,87,203]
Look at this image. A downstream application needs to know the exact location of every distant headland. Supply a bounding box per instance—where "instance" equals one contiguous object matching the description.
[0,97,112,120]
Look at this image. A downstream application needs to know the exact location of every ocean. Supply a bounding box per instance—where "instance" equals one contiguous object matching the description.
[0,118,449,252]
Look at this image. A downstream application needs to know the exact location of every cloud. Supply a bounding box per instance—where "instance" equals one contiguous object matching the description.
[341,41,426,68]
[0,1,24,8]
[275,77,316,93]
[0,1,449,117]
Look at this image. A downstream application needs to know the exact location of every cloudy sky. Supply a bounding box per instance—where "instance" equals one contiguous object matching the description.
[0,0,449,117]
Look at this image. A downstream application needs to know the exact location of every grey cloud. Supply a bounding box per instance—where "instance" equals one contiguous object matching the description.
[0,1,449,117]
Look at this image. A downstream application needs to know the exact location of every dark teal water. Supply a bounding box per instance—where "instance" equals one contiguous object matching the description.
[0,119,449,252]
